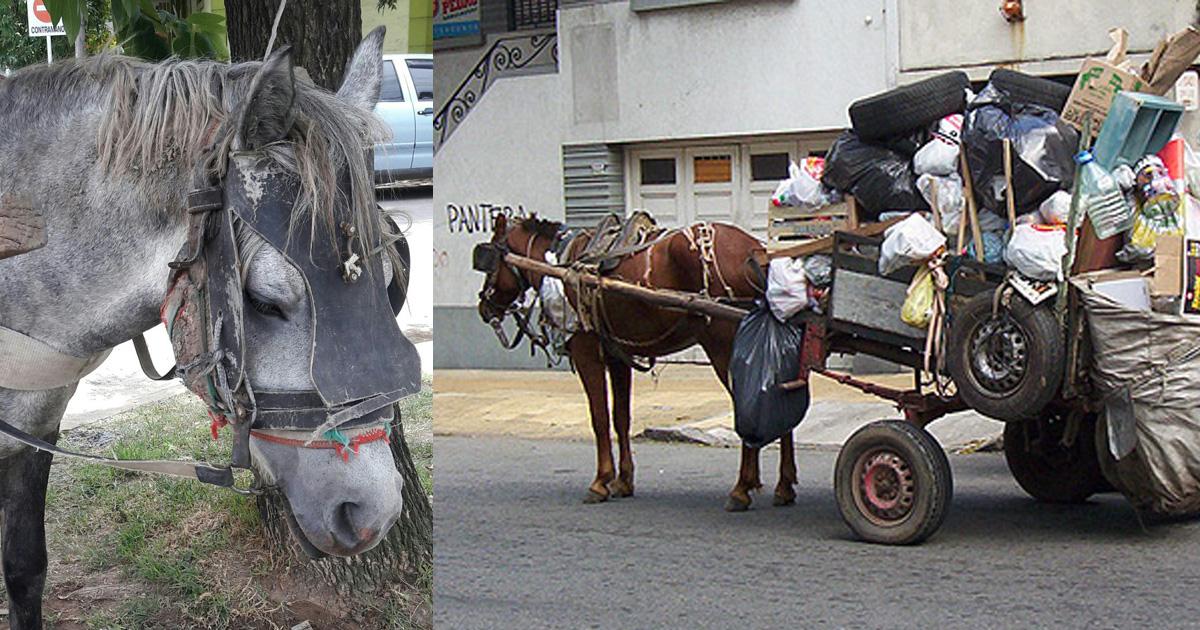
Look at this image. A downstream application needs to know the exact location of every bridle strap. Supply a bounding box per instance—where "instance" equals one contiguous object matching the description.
[0,416,259,493]
[132,333,176,381]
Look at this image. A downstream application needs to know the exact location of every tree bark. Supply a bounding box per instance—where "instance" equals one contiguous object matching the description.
[225,0,362,91]
[73,15,84,58]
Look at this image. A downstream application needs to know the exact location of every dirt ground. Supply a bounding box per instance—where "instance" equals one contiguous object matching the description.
[434,365,914,441]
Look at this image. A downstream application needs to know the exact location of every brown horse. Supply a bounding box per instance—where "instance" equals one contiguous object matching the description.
[476,213,798,511]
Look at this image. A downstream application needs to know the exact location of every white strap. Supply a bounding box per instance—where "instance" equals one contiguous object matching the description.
[0,325,111,391]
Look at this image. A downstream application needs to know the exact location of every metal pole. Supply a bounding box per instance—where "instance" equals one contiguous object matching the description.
[45,35,52,64]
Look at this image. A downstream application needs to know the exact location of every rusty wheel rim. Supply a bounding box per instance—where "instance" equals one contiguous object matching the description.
[852,449,916,527]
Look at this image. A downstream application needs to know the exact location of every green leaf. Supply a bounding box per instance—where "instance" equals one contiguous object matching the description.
[186,12,225,30]
[43,0,85,41]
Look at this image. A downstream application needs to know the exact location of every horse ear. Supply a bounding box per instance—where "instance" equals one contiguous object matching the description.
[336,26,386,111]
[235,46,297,151]
[493,213,508,239]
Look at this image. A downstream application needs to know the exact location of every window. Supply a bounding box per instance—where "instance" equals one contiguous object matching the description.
[693,155,732,184]
[640,158,676,185]
[750,153,790,182]
[509,0,557,31]
[406,59,433,101]
[380,61,405,102]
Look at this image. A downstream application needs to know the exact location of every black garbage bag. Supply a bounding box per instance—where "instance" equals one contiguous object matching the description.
[963,83,1079,215]
[731,302,811,449]
[823,130,929,220]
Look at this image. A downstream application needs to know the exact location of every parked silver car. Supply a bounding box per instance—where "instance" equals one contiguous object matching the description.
[375,53,433,186]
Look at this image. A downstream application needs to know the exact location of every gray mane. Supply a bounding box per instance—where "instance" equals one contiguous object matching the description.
[1,55,388,247]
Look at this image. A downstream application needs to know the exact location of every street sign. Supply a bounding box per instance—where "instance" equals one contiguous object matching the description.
[27,0,66,37]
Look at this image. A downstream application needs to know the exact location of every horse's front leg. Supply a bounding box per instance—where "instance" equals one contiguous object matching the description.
[607,358,634,498]
[570,334,615,504]
[0,387,74,630]
[3,443,55,630]
[774,432,797,506]
[726,445,763,512]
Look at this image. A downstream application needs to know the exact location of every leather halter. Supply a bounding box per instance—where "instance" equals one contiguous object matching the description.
[475,227,557,353]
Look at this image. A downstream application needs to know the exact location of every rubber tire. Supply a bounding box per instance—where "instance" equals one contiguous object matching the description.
[835,421,953,545]
[849,71,970,142]
[988,69,1072,112]
[946,292,1065,422]
[1004,414,1105,503]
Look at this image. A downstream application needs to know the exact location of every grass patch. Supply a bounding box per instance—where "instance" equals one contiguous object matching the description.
[12,384,432,629]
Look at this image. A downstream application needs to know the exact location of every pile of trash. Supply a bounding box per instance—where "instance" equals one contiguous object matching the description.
[758,24,1200,517]
[766,25,1200,324]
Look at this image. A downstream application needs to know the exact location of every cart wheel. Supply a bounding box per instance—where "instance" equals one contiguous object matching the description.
[1003,413,1106,503]
[835,421,953,545]
[946,291,1065,422]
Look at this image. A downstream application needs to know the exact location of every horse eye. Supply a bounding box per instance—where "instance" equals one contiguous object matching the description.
[247,293,286,320]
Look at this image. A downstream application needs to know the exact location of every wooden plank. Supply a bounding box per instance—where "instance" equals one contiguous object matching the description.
[0,195,45,261]
[503,253,749,322]
[958,147,985,261]
[761,214,906,263]
[830,270,925,341]
[1002,139,1018,229]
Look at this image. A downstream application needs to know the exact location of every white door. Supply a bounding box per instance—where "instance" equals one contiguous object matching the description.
[685,146,739,227]
[629,150,683,226]
[745,142,796,241]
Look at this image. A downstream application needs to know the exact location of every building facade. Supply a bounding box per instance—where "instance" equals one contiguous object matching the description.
[434,0,1199,369]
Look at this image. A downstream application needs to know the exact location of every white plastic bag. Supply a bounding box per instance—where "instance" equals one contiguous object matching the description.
[916,173,964,234]
[771,158,832,208]
[879,214,946,275]
[540,251,578,331]
[1038,190,1072,225]
[767,257,810,322]
[1004,224,1068,281]
[913,114,963,176]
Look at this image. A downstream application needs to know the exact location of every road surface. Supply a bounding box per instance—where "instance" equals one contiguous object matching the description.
[435,435,1200,628]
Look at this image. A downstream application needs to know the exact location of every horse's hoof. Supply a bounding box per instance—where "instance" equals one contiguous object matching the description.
[583,489,609,504]
[725,495,751,512]
[610,481,634,498]
[773,494,795,507]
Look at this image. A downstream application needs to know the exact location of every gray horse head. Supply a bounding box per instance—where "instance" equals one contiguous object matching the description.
[0,27,415,561]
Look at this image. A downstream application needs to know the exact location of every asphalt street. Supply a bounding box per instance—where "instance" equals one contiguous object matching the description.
[435,436,1200,629]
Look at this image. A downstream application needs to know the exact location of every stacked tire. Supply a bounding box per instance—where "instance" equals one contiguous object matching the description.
[849,71,970,143]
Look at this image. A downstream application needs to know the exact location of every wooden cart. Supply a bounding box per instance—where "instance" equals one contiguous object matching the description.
[504,223,1101,546]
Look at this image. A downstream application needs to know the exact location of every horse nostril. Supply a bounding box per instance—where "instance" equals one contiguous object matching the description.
[331,501,370,549]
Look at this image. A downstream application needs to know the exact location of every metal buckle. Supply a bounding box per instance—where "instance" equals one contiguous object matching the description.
[228,466,268,496]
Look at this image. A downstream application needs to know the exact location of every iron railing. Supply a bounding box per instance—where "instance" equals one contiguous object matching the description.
[434,31,558,148]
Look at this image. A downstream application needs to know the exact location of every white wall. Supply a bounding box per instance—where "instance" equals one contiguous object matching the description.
[434,72,566,308]
[899,0,1196,77]
[559,0,891,145]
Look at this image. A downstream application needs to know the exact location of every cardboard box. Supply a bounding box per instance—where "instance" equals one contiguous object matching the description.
[1061,59,1149,136]
[1152,234,1184,297]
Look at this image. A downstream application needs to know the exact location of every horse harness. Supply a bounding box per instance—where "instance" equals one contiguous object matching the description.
[0,151,420,492]
[474,213,738,371]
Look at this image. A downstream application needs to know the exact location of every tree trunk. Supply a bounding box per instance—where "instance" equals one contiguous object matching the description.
[73,15,84,58]
[225,0,362,91]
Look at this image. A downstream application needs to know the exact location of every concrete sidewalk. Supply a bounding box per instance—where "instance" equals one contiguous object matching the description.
[434,366,1002,450]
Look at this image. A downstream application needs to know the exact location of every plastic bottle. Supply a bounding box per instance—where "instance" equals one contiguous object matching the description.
[1075,150,1131,239]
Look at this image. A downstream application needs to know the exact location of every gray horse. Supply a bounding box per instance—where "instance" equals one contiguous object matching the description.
[0,28,410,628]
